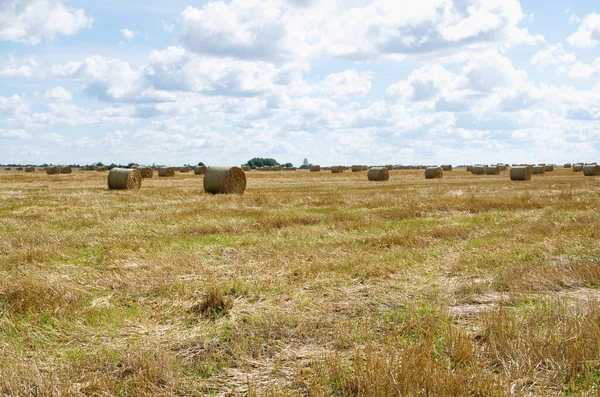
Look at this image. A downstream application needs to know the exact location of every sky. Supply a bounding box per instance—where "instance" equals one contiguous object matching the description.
[0,0,599,167]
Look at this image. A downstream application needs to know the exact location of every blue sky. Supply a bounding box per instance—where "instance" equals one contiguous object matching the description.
[1,0,599,166]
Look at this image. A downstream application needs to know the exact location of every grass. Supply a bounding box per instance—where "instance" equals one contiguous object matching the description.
[0,167,599,395]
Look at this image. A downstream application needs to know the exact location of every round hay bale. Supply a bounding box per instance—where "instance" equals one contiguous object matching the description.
[583,164,600,176]
[441,165,452,171]
[271,165,282,171]
[194,165,208,175]
[510,166,531,181]
[4,167,11,171]
[25,166,35,172]
[351,165,363,172]
[573,164,583,172]
[531,166,545,175]
[331,166,343,173]
[309,165,321,172]
[424,167,443,179]
[178,166,190,173]
[46,166,60,175]
[545,165,554,172]
[466,165,473,172]
[158,167,175,177]
[471,166,486,175]
[367,167,389,181]
[564,163,572,168]
[385,165,394,170]
[485,166,500,175]
[96,166,108,172]
[60,166,72,174]
[108,168,142,190]
[16,167,23,171]
[204,166,246,194]
[137,167,153,179]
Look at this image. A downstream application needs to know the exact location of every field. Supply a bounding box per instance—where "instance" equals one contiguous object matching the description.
[1,167,600,396]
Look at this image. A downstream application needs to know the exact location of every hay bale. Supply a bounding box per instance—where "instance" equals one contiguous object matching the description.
[471,166,487,175]
[573,163,583,172]
[178,166,190,173]
[441,165,452,171]
[46,166,60,175]
[60,166,72,174]
[204,166,246,194]
[485,166,500,175]
[108,168,142,190]
[466,165,473,172]
[424,167,443,179]
[583,164,600,176]
[158,167,175,177]
[510,166,531,181]
[310,165,321,172]
[531,166,545,175]
[331,166,343,173]
[194,165,208,175]
[4,167,11,171]
[351,165,363,172]
[564,163,572,168]
[241,166,250,172]
[367,167,389,181]
[25,167,35,172]
[385,165,394,170]
[137,167,153,179]
[271,165,282,171]
[545,164,554,172]
[16,167,23,171]
[96,166,108,172]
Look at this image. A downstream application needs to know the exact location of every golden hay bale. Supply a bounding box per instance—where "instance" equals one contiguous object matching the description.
[16,167,23,171]
[331,166,343,173]
[158,167,175,177]
[46,166,60,175]
[96,166,108,172]
[351,165,363,172]
[466,165,473,172]
[194,165,208,175]
[137,167,153,179]
[441,165,452,171]
[4,167,11,171]
[310,165,321,172]
[531,166,545,175]
[241,166,250,171]
[564,163,572,168]
[367,167,389,181]
[545,164,554,172]
[424,167,443,179]
[583,164,600,176]
[178,166,190,173]
[108,168,142,190]
[485,165,500,175]
[573,163,583,172]
[471,166,487,175]
[25,167,35,172]
[60,166,72,174]
[510,166,531,181]
[204,166,246,194]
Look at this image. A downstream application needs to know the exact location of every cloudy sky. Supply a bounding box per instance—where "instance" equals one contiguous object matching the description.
[1,0,599,166]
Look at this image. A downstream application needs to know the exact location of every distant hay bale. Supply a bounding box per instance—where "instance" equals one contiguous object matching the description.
[471,166,487,175]
[510,166,532,181]
[424,167,443,179]
[46,166,60,175]
[466,165,473,172]
[194,165,208,175]
[4,167,11,171]
[16,167,23,171]
[59,166,72,174]
[367,167,389,181]
[441,165,452,171]
[204,166,246,194]
[178,166,190,173]
[25,167,35,172]
[583,164,600,176]
[271,165,282,171]
[137,167,153,179]
[108,168,142,190]
[331,166,343,173]
[573,163,583,172]
[351,165,363,172]
[531,166,545,175]
[158,167,175,177]
[485,165,500,175]
[241,166,250,172]
[96,166,108,172]
[385,165,394,170]
[498,164,507,172]
[564,163,572,168]
[310,165,321,172]
[545,164,554,172]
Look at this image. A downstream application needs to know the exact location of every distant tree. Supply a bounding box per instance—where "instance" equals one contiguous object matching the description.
[284,162,293,168]
[246,158,279,169]
[299,158,310,169]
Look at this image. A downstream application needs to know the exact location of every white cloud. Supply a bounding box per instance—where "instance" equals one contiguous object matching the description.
[45,86,72,102]
[567,12,600,47]
[0,0,92,45]
[0,94,28,116]
[320,70,372,99]
[0,129,31,139]
[558,58,600,79]
[120,28,136,41]
[0,54,39,77]
[531,44,576,69]
[569,14,581,24]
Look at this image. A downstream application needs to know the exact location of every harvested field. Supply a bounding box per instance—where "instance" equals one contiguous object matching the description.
[1,167,600,395]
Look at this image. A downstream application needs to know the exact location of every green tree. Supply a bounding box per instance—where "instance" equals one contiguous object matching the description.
[246,158,279,168]
[299,158,310,169]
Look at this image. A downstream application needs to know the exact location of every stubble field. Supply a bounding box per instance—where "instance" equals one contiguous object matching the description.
[1,167,600,396]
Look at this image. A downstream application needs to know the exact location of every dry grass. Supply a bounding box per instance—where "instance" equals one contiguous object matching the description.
[0,167,599,395]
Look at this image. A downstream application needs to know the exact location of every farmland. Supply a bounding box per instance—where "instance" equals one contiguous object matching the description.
[1,167,600,395]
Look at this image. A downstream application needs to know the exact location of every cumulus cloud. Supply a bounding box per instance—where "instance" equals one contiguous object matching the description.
[320,70,372,99]
[531,44,576,69]
[0,94,28,116]
[0,0,92,44]
[0,129,31,139]
[45,86,72,102]
[120,28,136,41]
[0,54,39,77]
[567,12,600,47]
